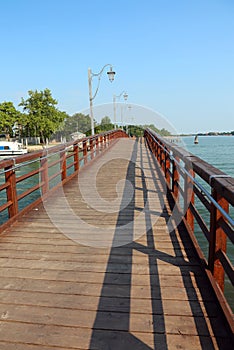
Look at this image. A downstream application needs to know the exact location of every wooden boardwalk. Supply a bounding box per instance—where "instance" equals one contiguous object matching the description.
[0,138,232,349]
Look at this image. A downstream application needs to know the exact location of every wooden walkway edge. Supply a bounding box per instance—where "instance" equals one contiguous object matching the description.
[0,138,233,349]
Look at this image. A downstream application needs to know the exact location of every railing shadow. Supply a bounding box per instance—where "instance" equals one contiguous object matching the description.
[89,137,231,349]
[89,138,154,349]
[141,139,231,349]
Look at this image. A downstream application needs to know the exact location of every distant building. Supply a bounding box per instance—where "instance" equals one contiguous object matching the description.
[70,131,86,140]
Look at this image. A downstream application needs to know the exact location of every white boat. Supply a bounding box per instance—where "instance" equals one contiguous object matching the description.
[0,141,28,156]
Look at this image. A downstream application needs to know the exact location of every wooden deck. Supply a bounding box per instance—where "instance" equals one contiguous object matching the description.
[0,138,232,349]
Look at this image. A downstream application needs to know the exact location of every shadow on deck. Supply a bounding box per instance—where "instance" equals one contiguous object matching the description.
[89,138,232,350]
[0,137,232,350]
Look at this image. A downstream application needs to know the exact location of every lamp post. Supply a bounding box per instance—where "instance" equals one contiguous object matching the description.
[88,64,115,135]
[113,91,128,129]
[126,105,132,134]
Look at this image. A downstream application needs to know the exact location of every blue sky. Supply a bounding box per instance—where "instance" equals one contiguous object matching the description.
[0,0,233,133]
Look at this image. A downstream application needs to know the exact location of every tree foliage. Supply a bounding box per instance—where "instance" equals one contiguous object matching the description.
[0,101,22,136]
[98,116,114,132]
[19,88,66,143]
[61,113,95,139]
[74,113,95,135]
[142,124,171,136]
[125,125,144,137]
[0,90,173,142]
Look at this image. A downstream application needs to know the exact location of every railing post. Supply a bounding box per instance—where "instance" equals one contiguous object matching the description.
[152,136,156,156]
[100,135,103,151]
[161,145,165,173]
[73,142,79,172]
[154,140,157,157]
[40,152,49,195]
[90,138,94,160]
[165,147,171,186]
[60,146,67,181]
[5,161,18,218]
[157,141,160,162]
[184,163,195,232]
[83,139,88,164]
[96,136,99,155]
[208,189,228,291]
[172,156,180,200]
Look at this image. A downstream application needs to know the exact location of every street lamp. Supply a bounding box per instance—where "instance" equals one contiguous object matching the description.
[126,105,132,134]
[88,64,116,135]
[113,91,128,129]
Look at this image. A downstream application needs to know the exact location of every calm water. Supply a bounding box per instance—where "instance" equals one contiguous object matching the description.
[181,135,234,177]
[181,135,234,310]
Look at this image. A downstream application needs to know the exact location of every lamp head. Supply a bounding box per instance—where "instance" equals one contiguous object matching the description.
[107,66,116,82]
[123,92,128,101]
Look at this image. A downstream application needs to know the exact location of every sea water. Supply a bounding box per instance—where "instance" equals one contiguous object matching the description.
[182,135,234,177]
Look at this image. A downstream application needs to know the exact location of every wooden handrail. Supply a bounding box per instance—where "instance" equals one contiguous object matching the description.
[144,128,234,333]
[0,129,127,230]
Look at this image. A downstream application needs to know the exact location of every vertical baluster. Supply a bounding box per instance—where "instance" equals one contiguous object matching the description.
[61,146,67,181]
[165,147,171,186]
[172,156,180,200]
[100,135,103,152]
[40,151,49,195]
[90,138,94,160]
[208,189,228,291]
[5,160,18,218]
[83,139,87,164]
[157,141,160,162]
[96,136,99,155]
[184,163,195,232]
[153,138,156,156]
[73,142,79,172]
[154,139,157,157]
[161,144,165,174]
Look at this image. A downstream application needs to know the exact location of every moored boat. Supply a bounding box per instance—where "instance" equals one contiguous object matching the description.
[194,135,199,144]
[0,141,28,156]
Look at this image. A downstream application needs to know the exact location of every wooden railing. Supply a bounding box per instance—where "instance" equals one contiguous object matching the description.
[0,129,127,232]
[144,128,234,332]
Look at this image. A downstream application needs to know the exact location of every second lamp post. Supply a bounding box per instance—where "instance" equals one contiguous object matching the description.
[88,64,116,135]
[113,91,128,129]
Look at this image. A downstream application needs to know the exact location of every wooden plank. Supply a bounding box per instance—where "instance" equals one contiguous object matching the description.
[0,302,228,337]
[0,258,203,275]
[0,276,214,300]
[0,266,208,287]
[0,288,219,317]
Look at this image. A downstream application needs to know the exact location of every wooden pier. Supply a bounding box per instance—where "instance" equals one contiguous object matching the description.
[0,131,233,349]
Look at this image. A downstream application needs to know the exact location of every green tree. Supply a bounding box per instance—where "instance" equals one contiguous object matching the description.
[142,124,171,136]
[0,101,21,137]
[160,128,171,136]
[127,125,144,137]
[99,116,114,132]
[19,88,66,143]
[71,113,95,136]
[60,113,96,140]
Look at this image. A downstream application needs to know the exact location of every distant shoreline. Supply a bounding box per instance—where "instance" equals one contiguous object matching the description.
[178,132,234,137]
